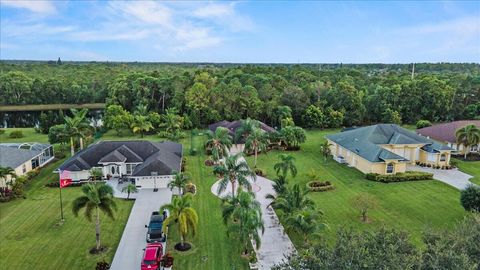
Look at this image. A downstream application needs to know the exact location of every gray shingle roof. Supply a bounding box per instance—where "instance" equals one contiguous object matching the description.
[58,141,182,176]
[326,124,451,163]
[0,146,41,169]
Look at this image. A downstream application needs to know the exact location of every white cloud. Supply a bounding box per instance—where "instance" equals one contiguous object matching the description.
[1,0,56,14]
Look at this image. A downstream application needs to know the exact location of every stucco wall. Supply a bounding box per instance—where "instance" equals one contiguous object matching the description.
[418,150,451,166]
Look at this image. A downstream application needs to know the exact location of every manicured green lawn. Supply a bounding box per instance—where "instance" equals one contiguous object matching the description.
[0,158,134,269]
[0,128,49,143]
[454,158,480,185]
[246,129,466,246]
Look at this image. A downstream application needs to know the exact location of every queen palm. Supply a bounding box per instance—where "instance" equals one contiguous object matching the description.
[72,184,117,251]
[456,124,480,159]
[284,209,326,243]
[131,115,153,138]
[274,154,297,178]
[70,108,90,150]
[121,183,138,199]
[167,171,189,196]
[235,118,260,144]
[270,184,315,213]
[161,194,198,249]
[225,190,264,254]
[63,109,91,156]
[213,153,256,198]
[205,127,233,162]
[245,128,268,168]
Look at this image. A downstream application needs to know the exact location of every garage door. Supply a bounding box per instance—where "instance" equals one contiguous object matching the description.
[135,176,171,189]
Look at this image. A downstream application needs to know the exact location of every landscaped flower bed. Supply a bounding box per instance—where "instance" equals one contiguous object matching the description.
[204,159,214,166]
[366,171,433,183]
[306,181,335,192]
[415,161,454,170]
[185,183,197,195]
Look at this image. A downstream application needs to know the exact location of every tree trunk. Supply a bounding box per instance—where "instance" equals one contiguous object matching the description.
[141,132,144,138]
[180,230,185,247]
[70,137,75,156]
[95,207,101,250]
[231,180,236,198]
[464,147,469,159]
[80,137,84,150]
[254,148,258,168]
[362,211,367,222]
[127,191,130,199]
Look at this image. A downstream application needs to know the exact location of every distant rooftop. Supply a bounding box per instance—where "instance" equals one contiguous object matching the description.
[417,120,480,143]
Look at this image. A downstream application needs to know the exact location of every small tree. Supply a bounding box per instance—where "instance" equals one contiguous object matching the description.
[131,115,153,138]
[460,185,480,212]
[319,141,332,163]
[167,171,189,197]
[274,154,297,178]
[161,194,198,250]
[456,124,480,159]
[351,193,378,223]
[244,128,268,168]
[121,183,138,199]
[90,168,103,182]
[416,120,432,129]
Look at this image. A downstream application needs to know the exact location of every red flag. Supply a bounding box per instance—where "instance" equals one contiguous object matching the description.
[59,170,72,188]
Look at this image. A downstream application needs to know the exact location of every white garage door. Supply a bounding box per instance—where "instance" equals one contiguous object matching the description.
[135,176,171,189]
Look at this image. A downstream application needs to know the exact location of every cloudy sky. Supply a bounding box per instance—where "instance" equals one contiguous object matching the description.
[0,0,479,63]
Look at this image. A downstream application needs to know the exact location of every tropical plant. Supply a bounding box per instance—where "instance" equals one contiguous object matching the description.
[280,126,306,149]
[224,190,264,254]
[270,184,315,213]
[161,194,198,249]
[160,108,184,140]
[244,128,268,168]
[70,108,91,150]
[265,175,289,202]
[131,115,153,138]
[235,118,260,144]
[351,193,378,223]
[205,127,233,162]
[0,167,15,196]
[319,141,332,163]
[63,108,91,156]
[274,154,297,178]
[460,185,480,212]
[72,184,117,251]
[121,183,138,199]
[167,171,189,197]
[90,168,103,182]
[284,209,326,243]
[456,124,480,159]
[213,153,256,198]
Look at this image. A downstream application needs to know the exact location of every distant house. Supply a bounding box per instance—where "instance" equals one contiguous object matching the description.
[0,143,54,187]
[326,124,452,175]
[208,120,275,143]
[417,120,480,154]
[57,141,182,189]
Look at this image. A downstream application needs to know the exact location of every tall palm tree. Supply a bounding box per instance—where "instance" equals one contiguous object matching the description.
[319,141,332,163]
[167,171,189,196]
[284,209,326,243]
[131,115,153,138]
[235,118,260,144]
[63,109,91,156]
[161,108,182,135]
[213,153,256,198]
[69,108,90,150]
[161,194,198,249]
[270,184,315,213]
[205,127,233,162]
[72,184,117,251]
[456,124,480,159]
[245,128,268,168]
[274,154,297,178]
[121,183,138,199]
[225,190,264,254]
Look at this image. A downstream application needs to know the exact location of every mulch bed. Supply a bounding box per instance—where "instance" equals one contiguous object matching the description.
[89,246,108,255]
[174,242,192,251]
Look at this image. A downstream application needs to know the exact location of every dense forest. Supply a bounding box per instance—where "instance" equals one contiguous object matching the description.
[1,61,479,128]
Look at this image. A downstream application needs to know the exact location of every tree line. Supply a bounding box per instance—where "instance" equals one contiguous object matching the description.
[1,62,479,128]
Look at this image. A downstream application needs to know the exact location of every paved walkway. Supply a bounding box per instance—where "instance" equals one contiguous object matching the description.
[407,165,476,190]
[110,188,172,270]
[211,152,296,270]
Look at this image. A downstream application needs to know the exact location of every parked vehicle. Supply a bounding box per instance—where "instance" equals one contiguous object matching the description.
[141,243,163,270]
[145,212,166,243]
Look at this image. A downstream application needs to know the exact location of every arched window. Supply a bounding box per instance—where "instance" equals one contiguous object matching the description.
[440,154,446,161]
[386,163,394,174]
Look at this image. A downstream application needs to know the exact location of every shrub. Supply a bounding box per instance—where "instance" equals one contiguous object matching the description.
[365,171,433,183]
[25,169,40,180]
[416,120,432,129]
[55,151,66,159]
[185,183,197,195]
[450,160,458,167]
[254,168,266,177]
[189,148,198,156]
[460,185,480,212]
[9,130,24,138]
[307,181,335,192]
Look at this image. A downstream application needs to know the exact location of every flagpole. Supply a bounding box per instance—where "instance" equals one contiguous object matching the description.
[59,185,65,221]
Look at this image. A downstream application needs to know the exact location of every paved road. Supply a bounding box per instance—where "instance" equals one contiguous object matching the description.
[407,165,476,190]
[110,188,172,270]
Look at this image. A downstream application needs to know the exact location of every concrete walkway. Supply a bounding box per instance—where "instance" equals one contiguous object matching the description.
[110,188,172,270]
[211,152,296,270]
[407,165,476,190]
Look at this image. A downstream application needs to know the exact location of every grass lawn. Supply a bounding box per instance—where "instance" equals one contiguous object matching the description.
[454,158,480,185]
[0,158,134,269]
[246,129,466,247]
[0,128,49,143]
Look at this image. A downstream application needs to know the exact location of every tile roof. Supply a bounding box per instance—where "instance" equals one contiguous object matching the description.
[208,120,276,143]
[417,120,480,143]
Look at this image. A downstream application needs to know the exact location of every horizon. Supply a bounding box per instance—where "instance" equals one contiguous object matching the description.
[1,1,479,63]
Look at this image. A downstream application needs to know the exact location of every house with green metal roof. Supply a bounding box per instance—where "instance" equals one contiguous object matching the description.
[326,124,452,175]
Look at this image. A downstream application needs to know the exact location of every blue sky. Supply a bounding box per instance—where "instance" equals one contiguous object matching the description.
[1,1,479,63]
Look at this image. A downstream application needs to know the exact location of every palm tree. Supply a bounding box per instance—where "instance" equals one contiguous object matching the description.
[161,108,182,135]
[90,168,103,182]
[225,190,264,254]
[205,127,233,162]
[167,171,189,196]
[284,209,326,243]
[213,153,256,198]
[121,183,138,199]
[270,184,315,213]
[235,118,260,144]
[72,184,117,251]
[456,124,480,159]
[265,175,289,202]
[0,167,16,196]
[245,128,268,168]
[161,194,198,249]
[131,115,153,138]
[319,141,332,163]
[274,154,297,178]
[70,108,90,150]
[276,105,292,128]
[63,109,91,156]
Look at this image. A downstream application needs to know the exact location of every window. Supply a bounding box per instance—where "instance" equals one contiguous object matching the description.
[126,164,137,175]
[31,157,39,169]
[440,154,446,161]
[471,145,478,152]
[386,163,394,174]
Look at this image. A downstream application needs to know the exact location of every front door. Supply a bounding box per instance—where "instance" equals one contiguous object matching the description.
[108,164,121,177]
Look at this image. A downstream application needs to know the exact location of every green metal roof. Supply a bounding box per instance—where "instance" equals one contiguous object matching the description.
[326,124,451,163]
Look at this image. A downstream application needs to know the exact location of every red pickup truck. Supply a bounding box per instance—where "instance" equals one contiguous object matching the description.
[141,243,163,270]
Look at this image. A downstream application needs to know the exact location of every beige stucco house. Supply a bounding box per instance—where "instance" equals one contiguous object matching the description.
[326,124,452,175]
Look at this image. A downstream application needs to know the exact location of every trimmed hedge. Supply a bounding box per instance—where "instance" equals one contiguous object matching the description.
[9,130,24,138]
[307,181,335,192]
[366,171,433,183]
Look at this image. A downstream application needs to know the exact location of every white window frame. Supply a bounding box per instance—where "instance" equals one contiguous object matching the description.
[386,163,394,174]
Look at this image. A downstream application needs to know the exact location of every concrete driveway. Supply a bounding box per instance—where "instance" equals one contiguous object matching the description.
[110,188,172,270]
[407,165,476,190]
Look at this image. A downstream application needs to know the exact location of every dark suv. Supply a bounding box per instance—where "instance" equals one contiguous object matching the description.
[145,211,166,243]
